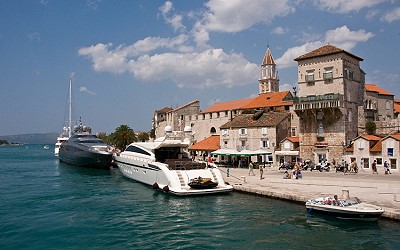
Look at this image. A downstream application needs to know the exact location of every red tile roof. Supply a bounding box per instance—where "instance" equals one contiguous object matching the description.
[220,111,290,129]
[365,83,393,96]
[189,135,220,151]
[394,103,400,114]
[360,134,382,141]
[241,91,293,109]
[287,136,299,143]
[201,98,253,113]
[156,107,173,113]
[294,44,363,62]
[370,140,382,152]
[386,133,400,141]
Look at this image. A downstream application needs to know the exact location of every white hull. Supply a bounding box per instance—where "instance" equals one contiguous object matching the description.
[54,136,69,156]
[306,197,384,220]
[114,155,233,196]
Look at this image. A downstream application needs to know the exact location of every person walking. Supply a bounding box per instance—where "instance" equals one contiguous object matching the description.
[384,160,392,174]
[259,164,264,179]
[372,160,378,174]
[248,161,255,176]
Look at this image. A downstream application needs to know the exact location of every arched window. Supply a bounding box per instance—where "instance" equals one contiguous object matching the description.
[386,100,391,110]
[210,127,216,134]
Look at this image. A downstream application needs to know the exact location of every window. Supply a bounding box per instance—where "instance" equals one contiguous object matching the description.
[291,127,296,137]
[261,127,268,135]
[222,129,228,137]
[284,142,291,149]
[348,109,352,122]
[358,140,365,149]
[306,72,314,82]
[386,100,391,110]
[210,127,216,134]
[388,148,394,157]
[323,70,333,80]
[317,121,324,136]
[261,140,270,148]
[376,158,382,165]
[239,128,247,135]
[241,140,246,147]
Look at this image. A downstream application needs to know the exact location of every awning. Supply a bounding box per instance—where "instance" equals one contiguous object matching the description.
[253,149,273,155]
[237,149,256,156]
[211,148,240,156]
[274,150,299,156]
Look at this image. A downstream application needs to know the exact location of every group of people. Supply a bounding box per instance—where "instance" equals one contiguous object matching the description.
[373,160,392,174]
[283,162,302,179]
[248,161,265,180]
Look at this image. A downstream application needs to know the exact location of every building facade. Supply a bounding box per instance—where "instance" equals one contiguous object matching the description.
[294,45,365,164]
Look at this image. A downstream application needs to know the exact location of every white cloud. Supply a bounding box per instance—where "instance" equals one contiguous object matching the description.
[272,26,288,35]
[276,42,323,68]
[314,0,387,13]
[276,26,374,68]
[79,39,258,89]
[381,7,400,22]
[159,1,186,32]
[202,0,294,32]
[80,86,96,95]
[325,25,374,50]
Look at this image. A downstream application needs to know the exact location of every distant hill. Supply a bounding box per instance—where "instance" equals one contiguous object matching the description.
[0,132,58,144]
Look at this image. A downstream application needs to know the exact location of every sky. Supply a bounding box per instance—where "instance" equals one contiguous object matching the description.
[1,0,400,136]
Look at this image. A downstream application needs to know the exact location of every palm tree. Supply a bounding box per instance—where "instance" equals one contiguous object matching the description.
[112,124,137,150]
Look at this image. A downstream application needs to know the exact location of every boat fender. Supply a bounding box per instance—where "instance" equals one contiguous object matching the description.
[152,182,159,189]
[162,186,169,192]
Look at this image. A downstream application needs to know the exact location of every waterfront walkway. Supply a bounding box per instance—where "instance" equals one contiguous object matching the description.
[220,166,400,221]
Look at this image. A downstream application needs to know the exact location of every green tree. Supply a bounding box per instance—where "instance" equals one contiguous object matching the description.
[149,128,156,139]
[112,124,137,150]
[365,121,376,135]
[137,132,150,142]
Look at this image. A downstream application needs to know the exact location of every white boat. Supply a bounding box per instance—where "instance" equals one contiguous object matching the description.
[55,77,74,156]
[114,126,233,196]
[306,195,384,220]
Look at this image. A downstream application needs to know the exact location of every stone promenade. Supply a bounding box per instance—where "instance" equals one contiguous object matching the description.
[219,166,400,221]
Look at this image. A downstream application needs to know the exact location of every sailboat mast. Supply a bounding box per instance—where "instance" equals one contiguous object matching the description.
[68,77,72,138]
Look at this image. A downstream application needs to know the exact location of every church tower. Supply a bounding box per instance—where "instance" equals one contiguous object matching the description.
[259,47,279,94]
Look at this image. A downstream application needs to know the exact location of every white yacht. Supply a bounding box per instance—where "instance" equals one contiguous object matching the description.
[55,77,74,156]
[114,126,233,196]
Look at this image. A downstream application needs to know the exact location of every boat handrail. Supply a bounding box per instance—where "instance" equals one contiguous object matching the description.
[165,159,207,170]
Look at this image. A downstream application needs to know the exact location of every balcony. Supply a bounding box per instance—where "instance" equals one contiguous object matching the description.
[294,94,344,111]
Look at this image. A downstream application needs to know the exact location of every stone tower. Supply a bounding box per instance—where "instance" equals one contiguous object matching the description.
[259,47,279,94]
[293,44,365,163]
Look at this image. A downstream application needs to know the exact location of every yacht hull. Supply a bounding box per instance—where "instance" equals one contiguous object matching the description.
[59,145,112,168]
[114,156,233,196]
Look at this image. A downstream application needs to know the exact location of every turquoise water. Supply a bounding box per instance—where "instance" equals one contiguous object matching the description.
[1,144,399,249]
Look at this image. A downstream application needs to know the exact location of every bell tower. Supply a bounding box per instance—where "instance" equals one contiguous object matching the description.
[259,47,279,94]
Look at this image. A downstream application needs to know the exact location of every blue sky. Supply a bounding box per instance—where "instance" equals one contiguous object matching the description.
[1,0,399,136]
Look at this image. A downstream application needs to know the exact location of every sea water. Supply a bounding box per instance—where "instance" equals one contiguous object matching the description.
[0,144,399,249]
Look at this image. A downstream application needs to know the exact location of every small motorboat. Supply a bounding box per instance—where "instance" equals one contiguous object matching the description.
[188,177,218,189]
[306,195,384,220]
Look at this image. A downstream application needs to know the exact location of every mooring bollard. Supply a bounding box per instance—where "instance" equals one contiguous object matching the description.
[227,168,230,177]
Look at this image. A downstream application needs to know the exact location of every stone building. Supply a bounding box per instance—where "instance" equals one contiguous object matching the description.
[361,83,396,135]
[294,44,366,164]
[153,101,200,138]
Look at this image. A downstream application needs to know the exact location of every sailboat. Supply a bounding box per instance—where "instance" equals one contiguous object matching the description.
[54,77,74,156]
